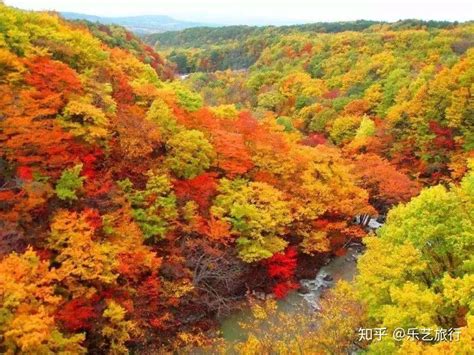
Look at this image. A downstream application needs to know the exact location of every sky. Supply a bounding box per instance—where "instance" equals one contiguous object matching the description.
[4,0,474,25]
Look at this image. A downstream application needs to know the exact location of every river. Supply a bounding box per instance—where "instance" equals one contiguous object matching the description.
[219,242,365,342]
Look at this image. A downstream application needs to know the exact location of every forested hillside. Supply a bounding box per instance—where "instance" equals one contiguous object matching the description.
[0,3,473,354]
[148,20,467,72]
[156,21,473,188]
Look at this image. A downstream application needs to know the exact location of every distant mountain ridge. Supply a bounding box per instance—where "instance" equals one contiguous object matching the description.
[60,12,214,34]
[146,19,463,48]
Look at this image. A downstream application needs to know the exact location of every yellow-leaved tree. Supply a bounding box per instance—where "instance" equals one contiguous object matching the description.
[356,165,474,353]
[0,248,86,353]
[211,179,292,262]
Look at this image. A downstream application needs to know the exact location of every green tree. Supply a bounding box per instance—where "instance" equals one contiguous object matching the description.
[146,98,181,141]
[118,171,177,241]
[356,167,474,352]
[165,130,215,179]
[211,179,292,262]
[172,84,203,112]
[355,115,376,139]
[329,115,362,145]
[55,164,85,201]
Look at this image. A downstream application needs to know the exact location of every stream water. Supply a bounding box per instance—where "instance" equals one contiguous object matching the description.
[219,242,365,342]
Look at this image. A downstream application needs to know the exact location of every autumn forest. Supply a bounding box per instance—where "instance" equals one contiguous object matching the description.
[0,2,473,354]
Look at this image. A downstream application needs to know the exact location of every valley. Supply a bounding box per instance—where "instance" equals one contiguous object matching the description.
[0,3,473,353]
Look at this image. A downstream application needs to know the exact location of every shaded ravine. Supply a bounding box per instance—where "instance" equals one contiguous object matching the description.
[219,242,365,342]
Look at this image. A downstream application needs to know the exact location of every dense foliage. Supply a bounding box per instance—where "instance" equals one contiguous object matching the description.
[164,21,473,187]
[0,3,473,353]
[149,20,467,73]
[356,168,474,353]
